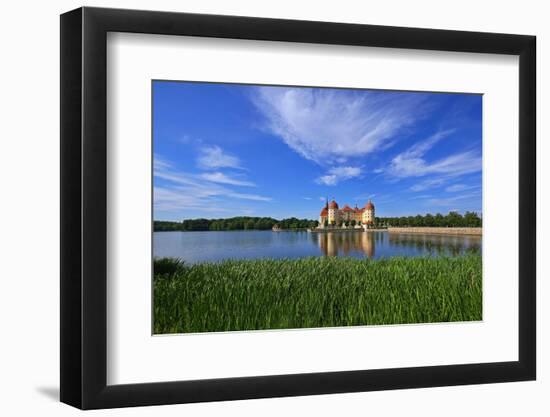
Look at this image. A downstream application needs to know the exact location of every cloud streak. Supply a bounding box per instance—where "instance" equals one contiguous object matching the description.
[427,191,481,207]
[200,172,255,187]
[316,166,362,186]
[388,130,481,179]
[154,156,271,216]
[197,145,244,170]
[253,87,427,165]
[410,178,446,192]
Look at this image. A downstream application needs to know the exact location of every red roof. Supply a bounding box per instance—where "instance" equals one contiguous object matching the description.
[328,200,339,209]
[342,205,353,212]
[320,207,328,216]
[365,200,375,210]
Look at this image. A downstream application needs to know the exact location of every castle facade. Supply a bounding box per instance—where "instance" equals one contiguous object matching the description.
[319,199,375,227]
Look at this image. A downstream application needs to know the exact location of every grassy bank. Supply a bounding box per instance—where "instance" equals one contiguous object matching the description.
[153,255,482,334]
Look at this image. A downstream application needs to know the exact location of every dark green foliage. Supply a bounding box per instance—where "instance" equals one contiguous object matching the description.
[154,217,318,232]
[154,221,185,231]
[153,257,186,276]
[155,211,481,231]
[154,255,482,334]
[377,211,482,227]
[276,217,318,230]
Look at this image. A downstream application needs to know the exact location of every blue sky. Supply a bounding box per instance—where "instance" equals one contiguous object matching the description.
[153,81,482,221]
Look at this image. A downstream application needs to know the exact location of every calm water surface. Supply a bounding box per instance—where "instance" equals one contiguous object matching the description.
[154,230,481,263]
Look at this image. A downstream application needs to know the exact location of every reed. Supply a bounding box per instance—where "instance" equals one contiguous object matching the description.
[153,255,482,334]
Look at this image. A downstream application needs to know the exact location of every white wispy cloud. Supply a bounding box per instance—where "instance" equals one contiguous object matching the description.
[197,145,243,170]
[154,156,271,216]
[401,129,454,160]
[410,178,446,192]
[388,130,481,178]
[316,166,362,186]
[153,155,172,171]
[445,183,480,193]
[252,87,426,165]
[226,192,272,202]
[154,186,229,213]
[409,194,433,200]
[200,172,255,187]
[427,191,481,207]
[445,184,467,192]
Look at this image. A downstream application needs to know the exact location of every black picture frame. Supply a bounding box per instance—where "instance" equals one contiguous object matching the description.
[60,6,536,410]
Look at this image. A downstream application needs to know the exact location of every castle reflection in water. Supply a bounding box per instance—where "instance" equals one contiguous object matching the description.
[313,231,481,259]
[316,231,378,258]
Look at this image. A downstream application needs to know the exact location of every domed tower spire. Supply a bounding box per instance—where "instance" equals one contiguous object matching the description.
[327,198,339,225]
[364,200,375,225]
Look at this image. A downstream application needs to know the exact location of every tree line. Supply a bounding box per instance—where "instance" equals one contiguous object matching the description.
[154,211,481,232]
[376,211,482,228]
[154,216,319,232]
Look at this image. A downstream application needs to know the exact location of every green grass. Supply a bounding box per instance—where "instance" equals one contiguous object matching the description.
[153,255,482,334]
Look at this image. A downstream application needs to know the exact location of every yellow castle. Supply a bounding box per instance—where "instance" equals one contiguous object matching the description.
[319,199,375,227]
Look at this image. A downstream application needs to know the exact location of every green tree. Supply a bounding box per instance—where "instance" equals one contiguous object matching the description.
[463,211,481,227]
[424,213,434,227]
[446,211,463,227]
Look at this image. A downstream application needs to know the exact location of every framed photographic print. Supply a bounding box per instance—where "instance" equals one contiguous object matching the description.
[60,7,536,409]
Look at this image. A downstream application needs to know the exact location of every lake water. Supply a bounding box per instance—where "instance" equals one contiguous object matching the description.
[154,230,482,263]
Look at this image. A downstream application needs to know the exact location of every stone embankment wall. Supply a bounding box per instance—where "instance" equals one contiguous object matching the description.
[388,227,482,236]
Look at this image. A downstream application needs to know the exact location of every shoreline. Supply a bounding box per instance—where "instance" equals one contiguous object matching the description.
[388,227,482,236]
[308,228,386,233]
[154,227,482,235]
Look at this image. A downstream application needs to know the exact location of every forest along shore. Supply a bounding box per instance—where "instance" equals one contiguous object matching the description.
[388,227,482,236]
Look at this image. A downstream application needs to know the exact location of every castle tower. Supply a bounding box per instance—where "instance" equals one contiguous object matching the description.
[328,199,339,225]
[319,202,328,227]
[362,200,375,225]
